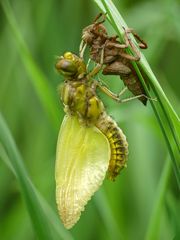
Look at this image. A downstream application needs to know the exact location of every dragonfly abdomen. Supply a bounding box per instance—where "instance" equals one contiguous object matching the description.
[96,113,128,181]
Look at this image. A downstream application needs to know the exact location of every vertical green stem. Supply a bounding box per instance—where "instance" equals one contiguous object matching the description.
[145,157,171,240]
[95,190,123,240]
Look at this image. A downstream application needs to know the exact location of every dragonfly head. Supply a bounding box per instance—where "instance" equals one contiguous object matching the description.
[56,52,86,79]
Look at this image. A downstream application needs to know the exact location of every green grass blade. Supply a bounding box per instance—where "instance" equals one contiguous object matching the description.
[95,190,123,240]
[94,0,180,188]
[0,113,73,240]
[145,157,171,240]
[1,0,60,130]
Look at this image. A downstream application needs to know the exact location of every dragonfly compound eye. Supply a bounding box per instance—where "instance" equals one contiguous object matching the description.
[56,52,87,79]
[55,58,77,76]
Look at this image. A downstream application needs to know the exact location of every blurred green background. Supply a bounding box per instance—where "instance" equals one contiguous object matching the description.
[0,0,179,240]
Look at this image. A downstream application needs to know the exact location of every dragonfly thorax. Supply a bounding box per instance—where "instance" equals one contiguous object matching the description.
[60,80,105,125]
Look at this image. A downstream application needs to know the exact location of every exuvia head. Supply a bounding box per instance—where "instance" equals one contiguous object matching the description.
[82,13,107,45]
[82,23,107,45]
[82,24,95,44]
[55,52,86,79]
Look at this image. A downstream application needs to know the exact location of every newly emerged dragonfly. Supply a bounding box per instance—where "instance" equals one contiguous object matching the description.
[80,13,149,105]
[55,52,128,229]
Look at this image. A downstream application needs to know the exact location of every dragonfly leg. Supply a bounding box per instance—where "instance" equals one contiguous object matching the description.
[95,80,123,102]
[93,12,106,24]
[95,80,156,103]
[87,47,105,78]
[86,58,91,69]
[118,86,128,97]
[87,63,102,79]
[119,94,157,103]
[79,40,87,58]
[117,27,148,61]
[125,28,148,49]
[106,29,141,61]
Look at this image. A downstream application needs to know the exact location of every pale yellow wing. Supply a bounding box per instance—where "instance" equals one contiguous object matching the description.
[55,115,110,229]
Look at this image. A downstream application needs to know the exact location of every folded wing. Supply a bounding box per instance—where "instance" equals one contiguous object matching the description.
[55,115,110,229]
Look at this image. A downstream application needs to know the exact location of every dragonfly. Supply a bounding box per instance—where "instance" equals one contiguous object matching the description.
[80,13,149,105]
[55,52,128,229]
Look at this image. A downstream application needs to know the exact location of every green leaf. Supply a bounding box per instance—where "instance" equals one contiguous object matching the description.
[145,157,171,240]
[1,0,60,130]
[0,113,73,240]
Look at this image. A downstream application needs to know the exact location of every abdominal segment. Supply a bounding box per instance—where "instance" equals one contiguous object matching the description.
[96,113,128,181]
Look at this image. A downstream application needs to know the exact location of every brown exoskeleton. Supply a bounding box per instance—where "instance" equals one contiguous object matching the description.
[80,13,149,105]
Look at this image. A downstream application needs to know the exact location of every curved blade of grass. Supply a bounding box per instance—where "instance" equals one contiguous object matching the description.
[1,0,60,130]
[95,190,123,240]
[94,0,180,188]
[0,113,73,240]
[145,156,171,240]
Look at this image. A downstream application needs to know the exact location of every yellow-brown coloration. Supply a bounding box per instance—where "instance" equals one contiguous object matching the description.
[55,52,129,228]
[96,113,128,180]
[56,52,128,180]
[55,115,110,229]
